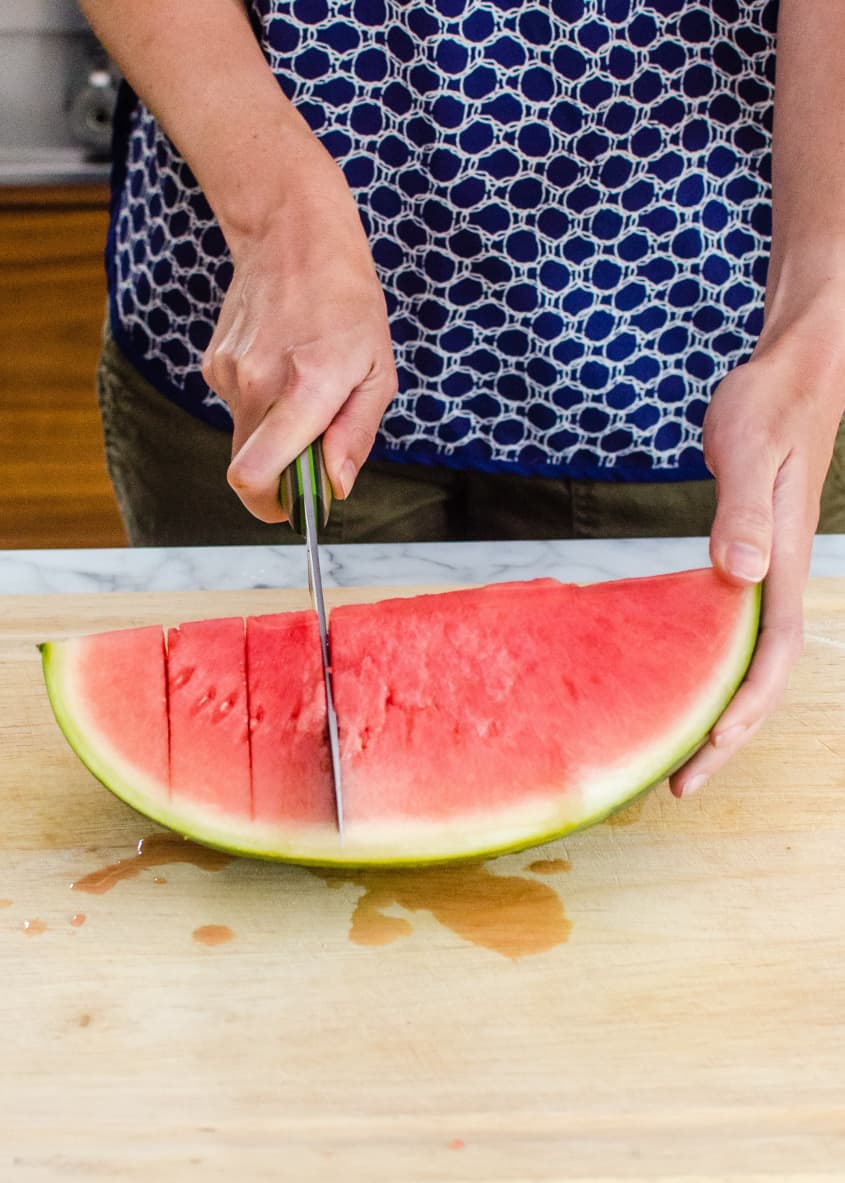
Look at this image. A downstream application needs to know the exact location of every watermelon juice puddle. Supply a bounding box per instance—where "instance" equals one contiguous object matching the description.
[314,862,572,960]
[68,834,571,959]
[525,858,571,875]
[70,833,234,894]
[604,797,646,827]
[21,918,48,936]
[192,924,235,947]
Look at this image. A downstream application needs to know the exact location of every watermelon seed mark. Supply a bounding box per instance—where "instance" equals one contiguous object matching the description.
[192,686,217,716]
[313,864,571,960]
[172,666,195,690]
[211,693,238,723]
[79,1014,92,1028]
[70,833,235,895]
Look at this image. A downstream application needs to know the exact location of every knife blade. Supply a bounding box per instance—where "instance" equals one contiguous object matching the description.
[280,441,344,838]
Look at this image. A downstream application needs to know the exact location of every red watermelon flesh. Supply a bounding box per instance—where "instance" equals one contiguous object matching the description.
[332,574,752,832]
[246,611,335,826]
[41,624,169,802]
[39,569,761,865]
[167,617,251,817]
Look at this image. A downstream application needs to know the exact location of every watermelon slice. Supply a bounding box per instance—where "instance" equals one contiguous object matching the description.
[246,611,336,827]
[167,617,251,817]
[39,570,760,866]
[39,624,169,803]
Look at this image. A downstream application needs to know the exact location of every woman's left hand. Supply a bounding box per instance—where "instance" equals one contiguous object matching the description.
[669,306,844,797]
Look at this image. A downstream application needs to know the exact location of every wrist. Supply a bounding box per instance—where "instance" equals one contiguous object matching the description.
[751,272,845,417]
[762,238,845,327]
[208,119,352,258]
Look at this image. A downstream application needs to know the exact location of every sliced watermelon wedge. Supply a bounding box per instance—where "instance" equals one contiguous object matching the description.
[40,570,760,866]
[167,617,251,816]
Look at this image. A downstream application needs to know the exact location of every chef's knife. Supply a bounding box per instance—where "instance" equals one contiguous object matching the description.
[280,441,344,837]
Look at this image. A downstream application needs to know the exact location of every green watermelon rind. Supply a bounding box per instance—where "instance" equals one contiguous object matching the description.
[38,582,761,868]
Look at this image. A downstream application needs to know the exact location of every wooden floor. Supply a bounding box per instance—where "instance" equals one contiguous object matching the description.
[0,185,127,550]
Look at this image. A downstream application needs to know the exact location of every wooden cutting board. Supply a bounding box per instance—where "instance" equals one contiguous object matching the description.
[1,582,843,1181]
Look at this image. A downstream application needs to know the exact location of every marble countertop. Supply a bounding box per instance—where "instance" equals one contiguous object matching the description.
[1,536,843,595]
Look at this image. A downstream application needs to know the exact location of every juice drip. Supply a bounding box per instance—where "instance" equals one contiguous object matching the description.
[605,797,646,827]
[71,833,234,894]
[525,857,571,874]
[314,863,571,959]
[192,924,235,946]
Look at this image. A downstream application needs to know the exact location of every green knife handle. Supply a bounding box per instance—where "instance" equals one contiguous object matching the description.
[279,439,332,537]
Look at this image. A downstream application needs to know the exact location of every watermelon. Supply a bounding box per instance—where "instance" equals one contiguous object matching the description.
[246,611,336,827]
[39,570,760,866]
[167,617,251,816]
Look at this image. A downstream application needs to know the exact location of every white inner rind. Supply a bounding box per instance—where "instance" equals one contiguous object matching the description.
[41,584,759,866]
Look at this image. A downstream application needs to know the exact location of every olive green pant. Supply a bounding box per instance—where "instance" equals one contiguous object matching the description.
[96,329,845,547]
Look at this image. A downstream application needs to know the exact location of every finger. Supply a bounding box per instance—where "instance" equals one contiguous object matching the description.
[227,345,298,458]
[706,424,778,586]
[201,303,253,416]
[226,361,340,522]
[667,609,800,796]
[322,355,398,499]
[670,458,812,797]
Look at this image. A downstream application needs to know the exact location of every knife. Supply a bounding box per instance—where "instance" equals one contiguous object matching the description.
[279,440,344,838]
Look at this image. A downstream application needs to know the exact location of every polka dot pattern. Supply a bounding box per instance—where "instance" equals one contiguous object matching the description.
[108,0,778,480]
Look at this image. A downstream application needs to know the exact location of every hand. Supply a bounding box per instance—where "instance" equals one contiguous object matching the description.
[202,144,397,522]
[670,304,845,797]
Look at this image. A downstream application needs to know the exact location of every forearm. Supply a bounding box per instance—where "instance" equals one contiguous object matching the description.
[688,3,845,794]
[78,0,343,252]
[764,0,845,338]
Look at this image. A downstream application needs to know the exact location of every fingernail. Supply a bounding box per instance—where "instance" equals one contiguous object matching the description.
[681,775,708,797]
[726,542,767,582]
[339,459,357,499]
[713,723,747,749]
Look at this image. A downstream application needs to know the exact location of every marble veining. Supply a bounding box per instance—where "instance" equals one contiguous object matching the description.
[0,537,842,596]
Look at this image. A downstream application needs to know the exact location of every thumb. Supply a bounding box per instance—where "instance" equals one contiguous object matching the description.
[706,439,777,586]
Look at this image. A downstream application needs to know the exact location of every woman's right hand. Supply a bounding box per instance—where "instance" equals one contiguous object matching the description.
[203,142,397,523]
[77,0,397,524]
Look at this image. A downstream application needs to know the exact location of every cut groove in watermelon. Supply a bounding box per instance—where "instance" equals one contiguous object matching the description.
[167,617,251,818]
[246,611,335,827]
[40,570,761,866]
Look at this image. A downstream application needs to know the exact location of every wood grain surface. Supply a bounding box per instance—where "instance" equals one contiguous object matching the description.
[0,184,126,549]
[0,582,843,1181]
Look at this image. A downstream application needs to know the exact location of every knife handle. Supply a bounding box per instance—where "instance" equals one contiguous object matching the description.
[279,439,332,537]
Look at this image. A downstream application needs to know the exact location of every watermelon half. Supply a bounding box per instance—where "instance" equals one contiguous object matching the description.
[40,570,760,866]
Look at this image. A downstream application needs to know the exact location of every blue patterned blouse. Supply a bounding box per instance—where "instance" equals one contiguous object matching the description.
[107,0,778,482]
